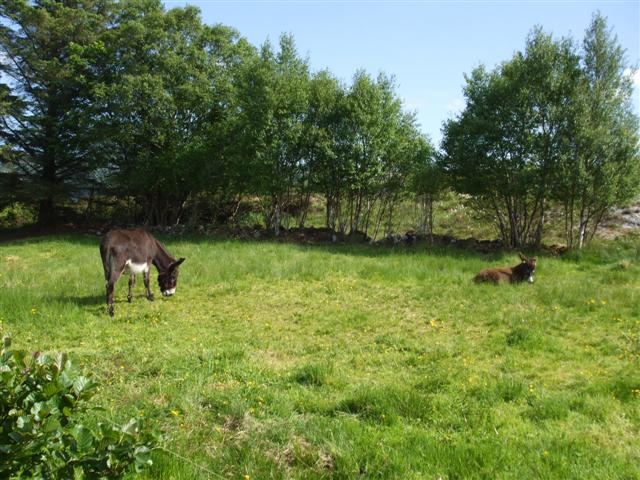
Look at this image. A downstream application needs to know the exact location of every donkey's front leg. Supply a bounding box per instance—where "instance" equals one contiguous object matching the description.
[143,269,154,301]
[127,274,136,303]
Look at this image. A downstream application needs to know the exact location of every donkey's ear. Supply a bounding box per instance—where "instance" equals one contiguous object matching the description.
[168,258,185,271]
[518,252,528,262]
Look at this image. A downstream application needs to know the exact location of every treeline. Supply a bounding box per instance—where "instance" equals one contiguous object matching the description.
[1,1,638,248]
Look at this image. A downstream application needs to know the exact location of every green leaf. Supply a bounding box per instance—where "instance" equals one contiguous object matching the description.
[43,380,63,397]
[16,416,31,432]
[72,376,90,396]
[134,446,153,472]
[72,425,94,452]
[43,416,61,433]
[121,418,139,435]
[54,353,68,372]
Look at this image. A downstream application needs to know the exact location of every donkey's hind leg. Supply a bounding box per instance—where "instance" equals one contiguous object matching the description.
[106,258,126,317]
[143,269,154,301]
[127,274,136,303]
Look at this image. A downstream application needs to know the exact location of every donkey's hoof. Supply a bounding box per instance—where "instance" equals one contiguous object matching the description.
[108,306,115,317]
[147,294,154,302]
[127,296,132,303]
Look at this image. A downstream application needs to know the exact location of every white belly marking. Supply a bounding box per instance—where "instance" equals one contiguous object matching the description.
[124,259,149,274]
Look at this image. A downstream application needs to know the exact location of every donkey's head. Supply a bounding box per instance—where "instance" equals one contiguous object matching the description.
[518,253,537,283]
[158,257,185,296]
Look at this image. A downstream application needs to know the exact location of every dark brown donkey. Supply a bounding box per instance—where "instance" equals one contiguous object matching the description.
[474,253,537,284]
[100,229,185,316]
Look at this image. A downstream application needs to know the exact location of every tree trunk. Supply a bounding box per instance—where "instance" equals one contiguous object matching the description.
[428,194,434,247]
[533,200,545,249]
[37,148,57,227]
[37,197,56,227]
[273,201,281,236]
[299,191,311,228]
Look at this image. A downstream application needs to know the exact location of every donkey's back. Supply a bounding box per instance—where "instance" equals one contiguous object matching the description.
[474,254,537,284]
[100,228,156,274]
[474,267,514,284]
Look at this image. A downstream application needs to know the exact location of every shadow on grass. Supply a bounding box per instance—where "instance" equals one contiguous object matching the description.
[2,230,637,264]
[1,231,497,259]
[49,293,104,307]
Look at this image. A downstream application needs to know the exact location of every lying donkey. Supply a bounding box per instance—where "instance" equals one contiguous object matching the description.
[474,253,537,284]
[100,228,185,316]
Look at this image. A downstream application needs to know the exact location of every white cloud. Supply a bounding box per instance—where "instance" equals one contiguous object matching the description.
[404,97,427,111]
[624,68,640,88]
[446,97,465,114]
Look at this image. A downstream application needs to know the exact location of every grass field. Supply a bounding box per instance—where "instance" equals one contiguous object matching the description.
[1,234,639,479]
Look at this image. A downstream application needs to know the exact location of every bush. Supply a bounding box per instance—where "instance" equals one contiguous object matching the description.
[0,202,36,228]
[0,334,158,479]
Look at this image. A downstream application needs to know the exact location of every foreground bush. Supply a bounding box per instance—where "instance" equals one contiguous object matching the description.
[0,334,158,479]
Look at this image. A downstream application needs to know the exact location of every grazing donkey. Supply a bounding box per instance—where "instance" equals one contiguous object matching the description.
[474,253,537,284]
[100,229,185,316]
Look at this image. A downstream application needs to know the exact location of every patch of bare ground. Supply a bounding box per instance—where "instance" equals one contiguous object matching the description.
[597,200,640,240]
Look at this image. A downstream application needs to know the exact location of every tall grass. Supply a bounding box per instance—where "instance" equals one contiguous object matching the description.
[1,234,639,478]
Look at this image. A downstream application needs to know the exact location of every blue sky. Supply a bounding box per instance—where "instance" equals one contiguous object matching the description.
[163,0,639,145]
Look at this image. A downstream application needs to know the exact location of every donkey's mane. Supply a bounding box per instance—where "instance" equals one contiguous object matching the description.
[152,237,176,273]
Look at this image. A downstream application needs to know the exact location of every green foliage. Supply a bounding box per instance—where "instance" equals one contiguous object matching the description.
[0,0,114,224]
[442,14,639,249]
[93,2,253,226]
[0,202,36,228]
[441,29,581,248]
[554,13,640,248]
[234,34,310,233]
[1,2,635,243]
[1,1,439,233]
[0,333,158,479]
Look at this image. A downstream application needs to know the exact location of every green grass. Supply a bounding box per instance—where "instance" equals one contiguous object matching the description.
[1,235,639,479]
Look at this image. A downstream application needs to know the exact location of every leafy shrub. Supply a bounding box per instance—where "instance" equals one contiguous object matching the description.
[0,202,36,228]
[0,334,158,479]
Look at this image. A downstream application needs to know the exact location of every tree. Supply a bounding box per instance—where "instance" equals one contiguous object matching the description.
[553,13,640,248]
[93,1,252,225]
[411,139,442,245]
[0,0,114,225]
[441,61,541,248]
[442,29,582,248]
[371,111,429,239]
[235,34,310,234]
[303,70,347,230]
[340,71,404,235]
[442,17,639,249]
